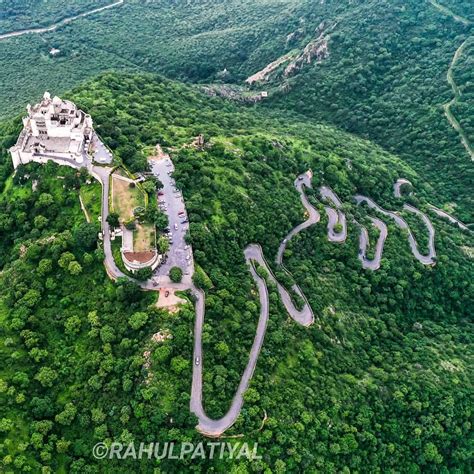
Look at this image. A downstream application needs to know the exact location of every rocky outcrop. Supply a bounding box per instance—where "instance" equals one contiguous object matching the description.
[284,21,335,77]
[244,20,336,87]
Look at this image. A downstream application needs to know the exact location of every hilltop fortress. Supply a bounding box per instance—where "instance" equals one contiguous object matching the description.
[10,92,93,169]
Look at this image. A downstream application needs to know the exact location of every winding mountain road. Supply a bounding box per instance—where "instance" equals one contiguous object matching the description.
[85,161,445,436]
[190,172,450,436]
[0,0,124,41]
[192,174,317,437]
[41,151,455,437]
[428,0,473,161]
[428,205,471,231]
[276,172,320,264]
[394,178,412,198]
[443,38,474,161]
[354,195,437,265]
[320,186,347,243]
[358,217,388,271]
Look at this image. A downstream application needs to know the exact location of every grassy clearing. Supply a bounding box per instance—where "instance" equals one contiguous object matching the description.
[111,169,155,253]
[80,181,102,223]
[111,174,144,222]
[134,223,156,252]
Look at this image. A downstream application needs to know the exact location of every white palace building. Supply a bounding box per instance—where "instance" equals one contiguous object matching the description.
[10,92,93,169]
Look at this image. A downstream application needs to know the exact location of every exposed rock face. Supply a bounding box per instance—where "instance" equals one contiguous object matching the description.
[284,36,329,76]
[245,52,295,84]
[284,21,335,77]
[243,20,336,87]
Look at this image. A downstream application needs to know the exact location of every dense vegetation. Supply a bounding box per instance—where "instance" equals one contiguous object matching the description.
[0,0,111,34]
[0,0,472,222]
[0,0,313,118]
[0,73,472,472]
[265,0,474,220]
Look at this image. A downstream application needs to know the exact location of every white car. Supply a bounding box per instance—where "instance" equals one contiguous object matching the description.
[174,223,178,230]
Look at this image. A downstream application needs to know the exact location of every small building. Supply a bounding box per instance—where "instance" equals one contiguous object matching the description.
[261,91,268,98]
[9,92,93,169]
[49,48,60,56]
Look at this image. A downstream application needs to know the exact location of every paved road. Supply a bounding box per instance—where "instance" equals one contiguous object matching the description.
[443,38,474,161]
[394,178,412,198]
[0,1,124,41]
[354,195,437,265]
[36,151,457,437]
[428,205,471,231]
[428,1,474,161]
[429,0,472,26]
[91,165,126,280]
[92,133,113,165]
[192,174,317,437]
[320,186,347,243]
[357,217,388,271]
[190,246,270,437]
[276,172,320,264]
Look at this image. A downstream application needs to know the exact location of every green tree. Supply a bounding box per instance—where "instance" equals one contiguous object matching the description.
[135,267,152,281]
[58,252,75,269]
[35,367,58,388]
[169,266,183,283]
[68,261,83,275]
[129,312,148,330]
[157,235,170,254]
[107,211,120,228]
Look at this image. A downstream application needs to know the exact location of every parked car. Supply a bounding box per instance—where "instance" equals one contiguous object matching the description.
[174,223,178,230]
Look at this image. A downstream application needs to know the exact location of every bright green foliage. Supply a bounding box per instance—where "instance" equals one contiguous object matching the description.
[169,266,183,283]
[0,72,471,473]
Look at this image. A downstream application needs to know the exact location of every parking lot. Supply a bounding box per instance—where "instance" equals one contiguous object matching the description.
[149,154,194,282]
[91,133,113,164]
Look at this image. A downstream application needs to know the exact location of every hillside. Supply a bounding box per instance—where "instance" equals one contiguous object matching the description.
[0,0,113,34]
[262,0,474,221]
[0,73,472,472]
[0,0,472,222]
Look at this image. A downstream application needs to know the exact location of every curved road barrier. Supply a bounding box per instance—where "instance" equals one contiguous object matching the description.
[357,217,388,271]
[393,178,412,198]
[320,186,347,242]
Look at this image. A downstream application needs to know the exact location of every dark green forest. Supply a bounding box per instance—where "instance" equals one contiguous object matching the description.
[0,0,473,471]
[0,0,111,33]
[0,0,472,220]
[0,73,472,472]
